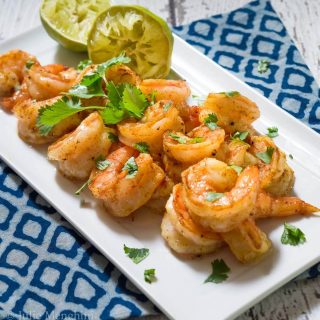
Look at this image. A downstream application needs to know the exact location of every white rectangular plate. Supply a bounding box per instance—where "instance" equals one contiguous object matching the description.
[1,27,320,320]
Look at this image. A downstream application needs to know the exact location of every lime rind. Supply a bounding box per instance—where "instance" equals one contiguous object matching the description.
[88,5,173,79]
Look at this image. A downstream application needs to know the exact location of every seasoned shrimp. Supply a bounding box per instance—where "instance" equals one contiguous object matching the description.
[221,218,272,263]
[182,158,260,232]
[48,112,114,180]
[250,136,294,196]
[139,79,191,118]
[25,63,77,101]
[162,153,189,183]
[89,146,165,217]
[254,191,319,219]
[117,100,184,158]
[106,64,141,85]
[0,50,37,97]
[0,81,31,111]
[13,96,83,144]
[199,92,260,133]
[163,125,225,164]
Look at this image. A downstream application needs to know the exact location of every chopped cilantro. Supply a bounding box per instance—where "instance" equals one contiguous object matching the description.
[122,157,138,179]
[163,101,172,112]
[149,91,157,104]
[289,154,293,160]
[220,91,240,97]
[231,131,249,141]
[204,259,230,284]
[123,245,149,264]
[257,59,270,74]
[266,126,279,138]
[75,179,92,195]
[76,59,92,71]
[25,60,35,69]
[169,133,187,144]
[108,132,119,143]
[256,146,274,164]
[204,113,218,130]
[206,192,224,202]
[95,155,111,171]
[189,137,205,144]
[229,165,243,175]
[281,223,306,246]
[144,269,156,283]
[134,142,150,153]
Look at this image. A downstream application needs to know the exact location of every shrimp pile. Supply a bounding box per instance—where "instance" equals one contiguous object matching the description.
[1,49,318,263]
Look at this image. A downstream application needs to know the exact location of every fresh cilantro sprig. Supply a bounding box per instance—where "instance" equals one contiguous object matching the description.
[256,146,274,164]
[36,97,105,135]
[204,259,230,284]
[134,142,150,153]
[257,59,270,74]
[206,192,224,202]
[204,113,218,130]
[231,131,249,141]
[122,157,138,179]
[144,269,156,283]
[266,126,279,138]
[95,155,111,171]
[75,179,92,195]
[281,223,306,246]
[124,245,149,264]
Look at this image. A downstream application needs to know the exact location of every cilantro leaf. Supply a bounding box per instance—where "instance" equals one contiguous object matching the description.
[76,59,92,71]
[163,101,172,111]
[108,132,119,143]
[204,113,218,130]
[124,245,149,264]
[281,223,306,246]
[144,269,156,283]
[134,142,150,153]
[204,259,230,284]
[256,146,274,164]
[75,178,91,195]
[149,91,157,105]
[122,157,138,179]
[96,53,131,78]
[99,105,127,125]
[257,59,270,74]
[229,165,243,175]
[189,137,205,144]
[231,131,249,141]
[220,91,240,97]
[107,82,126,107]
[25,60,35,69]
[266,126,279,138]
[169,133,187,144]
[206,192,224,202]
[36,97,105,135]
[95,155,111,171]
[289,154,293,160]
[122,84,149,118]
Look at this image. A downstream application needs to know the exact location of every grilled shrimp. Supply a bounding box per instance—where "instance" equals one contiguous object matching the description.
[13,97,83,145]
[89,146,165,217]
[250,136,294,196]
[199,92,260,133]
[163,125,225,164]
[0,50,37,97]
[106,64,141,85]
[117,100,184,158]
[221,218,272,263]
[162,153,189,183]
[25,63,77,101]
[48,112,114,180]
[254,191,319,218]
[182,158,260,232]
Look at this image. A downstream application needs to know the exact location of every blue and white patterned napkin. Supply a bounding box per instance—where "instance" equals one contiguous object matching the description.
[0,0,319,319]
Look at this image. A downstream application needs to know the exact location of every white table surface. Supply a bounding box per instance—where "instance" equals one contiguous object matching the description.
[0,1,320,320]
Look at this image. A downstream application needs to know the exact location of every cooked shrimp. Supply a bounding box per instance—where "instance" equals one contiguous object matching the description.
[161,212,223,256]
[221,218,272,263]
[106,64,141,86]
[184,105,201,132]
[13,96,83,144]
[162,153,189,183]
[199,92,260,133]
[182,158,260,232]
[89,146,165,217]
[25,63,77,101]
[254,191,319,219]
[250,136,294,196]
[0,50,37,97]
[163,125,225,164]
[48,112,114,180]
[139,79,191,118]
[117,100,184,158]
[0,81,31,111]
